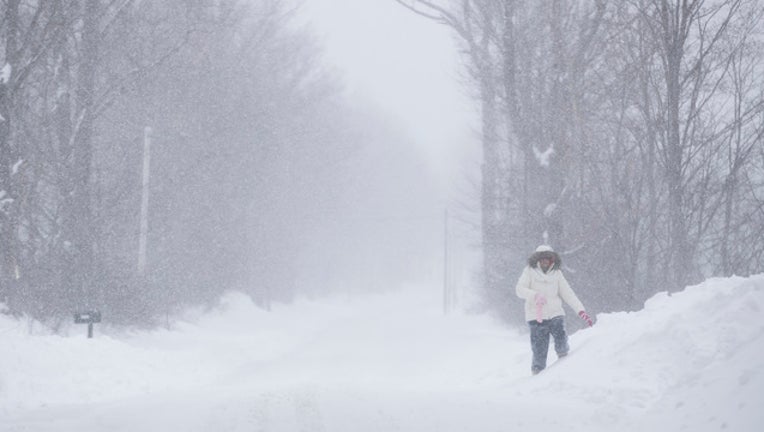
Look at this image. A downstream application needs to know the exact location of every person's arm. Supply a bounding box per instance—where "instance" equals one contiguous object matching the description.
[558,272,594,326]
[515,267,535,299]
[557,272,585,313]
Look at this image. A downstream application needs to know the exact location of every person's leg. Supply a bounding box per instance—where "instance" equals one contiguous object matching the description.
[549,316,570,357]
[529,320,551,373]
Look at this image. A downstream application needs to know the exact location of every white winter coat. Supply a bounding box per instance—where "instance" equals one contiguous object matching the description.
[515,265,586,322]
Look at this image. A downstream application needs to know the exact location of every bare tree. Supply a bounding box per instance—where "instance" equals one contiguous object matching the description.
[396,0,764,321]
[1,1,67,311]
[395,0,609,321]
[711,11,764,276]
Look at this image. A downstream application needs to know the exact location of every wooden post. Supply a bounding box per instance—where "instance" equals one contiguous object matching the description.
[444,208,449,314]
[138,127,151,275]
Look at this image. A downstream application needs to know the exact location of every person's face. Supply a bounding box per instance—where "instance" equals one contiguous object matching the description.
[539,257,553,271]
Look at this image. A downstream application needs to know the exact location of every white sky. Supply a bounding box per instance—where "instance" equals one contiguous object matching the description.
[299,0,479,196]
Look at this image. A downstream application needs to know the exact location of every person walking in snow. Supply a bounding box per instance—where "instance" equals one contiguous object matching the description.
[515,245,594,375]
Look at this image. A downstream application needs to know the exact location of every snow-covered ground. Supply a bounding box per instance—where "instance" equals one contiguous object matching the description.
[1,275,763,431]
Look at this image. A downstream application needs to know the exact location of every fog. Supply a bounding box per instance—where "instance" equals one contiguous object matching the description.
[1,1,764,429]
[301,0,479,187]
[1,0,762,331]
[0,0,480,324]
[294,0,480,299]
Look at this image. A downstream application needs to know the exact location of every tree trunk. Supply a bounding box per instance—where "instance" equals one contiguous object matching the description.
[480,72,506,309]
[660,0,693,292]
[64,0,100,308]
[0,0,21,305]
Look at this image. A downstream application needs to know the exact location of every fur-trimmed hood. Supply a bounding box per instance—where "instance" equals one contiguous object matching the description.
[527,245,561,271]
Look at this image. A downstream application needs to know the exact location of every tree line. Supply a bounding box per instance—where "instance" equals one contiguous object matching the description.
[397,0,764,324]
[0,0,365,326]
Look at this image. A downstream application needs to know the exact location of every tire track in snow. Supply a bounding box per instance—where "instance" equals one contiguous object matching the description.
[292,387,326,432]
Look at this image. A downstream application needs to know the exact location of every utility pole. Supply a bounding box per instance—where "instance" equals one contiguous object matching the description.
[138,126,151,276]
[443,208,450,314]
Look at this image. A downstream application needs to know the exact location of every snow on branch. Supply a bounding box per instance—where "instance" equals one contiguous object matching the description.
[12,159,24,175]
[0,189,13,209]
[0,63,11,84]
[532,144,555,167]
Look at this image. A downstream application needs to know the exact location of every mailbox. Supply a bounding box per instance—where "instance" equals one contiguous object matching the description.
[74,311,101,338]
[74,311,101,324]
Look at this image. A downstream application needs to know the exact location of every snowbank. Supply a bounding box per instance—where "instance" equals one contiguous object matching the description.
[1,275,762,431]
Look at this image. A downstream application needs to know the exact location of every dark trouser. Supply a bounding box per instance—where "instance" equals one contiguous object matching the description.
[528,316,569,373]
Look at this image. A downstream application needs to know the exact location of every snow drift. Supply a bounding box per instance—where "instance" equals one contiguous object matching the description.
[1,275,763,431]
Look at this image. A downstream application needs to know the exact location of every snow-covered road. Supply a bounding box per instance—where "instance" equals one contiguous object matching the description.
[2,276,763,431]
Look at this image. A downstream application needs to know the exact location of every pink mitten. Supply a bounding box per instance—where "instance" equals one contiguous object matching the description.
[579,310,594,327]
[534,293,547,306]
[534,294,546,323]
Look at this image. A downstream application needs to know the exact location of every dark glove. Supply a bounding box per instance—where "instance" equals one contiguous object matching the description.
[578,310,593,327]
